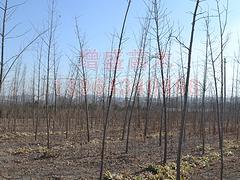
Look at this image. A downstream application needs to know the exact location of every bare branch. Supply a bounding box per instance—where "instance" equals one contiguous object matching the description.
[2,30,48,84]
[173,36,189,50]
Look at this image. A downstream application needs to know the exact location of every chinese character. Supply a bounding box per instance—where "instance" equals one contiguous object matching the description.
[82,49,99,70]
[189,79,199,96]
[95,78,104,96]
[55,79,61,96]
[127,49,148,70]
[67,79,76,96]
[104,49,123,71]
[118,78,131,97]
[176,78,185,96]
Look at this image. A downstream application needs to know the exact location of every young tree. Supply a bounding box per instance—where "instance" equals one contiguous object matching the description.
[215,0,229,178]
[75,18,90,142]
[35,42,43,141]
[99,1,132,179]
[152,0,172,164]
[45,0,56,148]
[176,0,200,179]
[0,0,47,93]
[125,14,151,153]
[200,15,210,155]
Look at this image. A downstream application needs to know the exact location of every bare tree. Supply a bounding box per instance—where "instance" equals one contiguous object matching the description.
[176,0,200,179]
[99,0,131,179]
[125,14,151,153]
[0,0,47,92]
[35,42,43,141]
[200,14,209,155]
[45,0,55,148]
[152,0,172,164]
[75,18,90,142]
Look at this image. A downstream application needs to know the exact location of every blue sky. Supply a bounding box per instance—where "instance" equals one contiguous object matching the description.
[3,0,240,95]
[11,0,239,57]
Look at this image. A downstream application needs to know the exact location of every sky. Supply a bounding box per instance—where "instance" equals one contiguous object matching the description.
[2,0,240,96]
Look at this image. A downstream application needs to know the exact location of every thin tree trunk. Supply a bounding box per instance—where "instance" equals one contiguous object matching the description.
[176,1,200,179]
[99,1,131,179]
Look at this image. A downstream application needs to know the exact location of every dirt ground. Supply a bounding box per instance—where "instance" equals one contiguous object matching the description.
[0,128,239,180]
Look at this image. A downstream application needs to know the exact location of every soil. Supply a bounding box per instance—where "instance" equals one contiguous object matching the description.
[0,128,239,180]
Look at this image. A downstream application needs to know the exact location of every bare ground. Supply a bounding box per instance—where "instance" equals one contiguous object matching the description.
[0,128,239,180]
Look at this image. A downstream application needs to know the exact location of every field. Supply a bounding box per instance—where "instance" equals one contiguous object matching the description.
[0,118,239,179]
[1,0,240,179]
